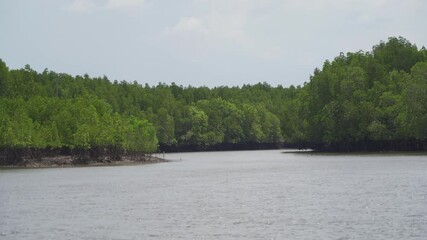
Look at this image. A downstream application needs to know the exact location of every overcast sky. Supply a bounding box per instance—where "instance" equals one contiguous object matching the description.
[1,0,426,87]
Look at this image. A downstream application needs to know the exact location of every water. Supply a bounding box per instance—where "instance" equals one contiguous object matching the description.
[1,150,426,239]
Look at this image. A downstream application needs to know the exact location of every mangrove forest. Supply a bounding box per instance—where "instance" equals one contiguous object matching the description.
[1,36,427,164]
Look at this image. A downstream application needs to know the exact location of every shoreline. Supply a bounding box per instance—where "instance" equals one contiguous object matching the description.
[0,155,168,169]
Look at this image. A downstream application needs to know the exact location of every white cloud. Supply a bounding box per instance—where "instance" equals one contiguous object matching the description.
[259,47,284,61]
[65,0,97,13]
[164,13,248,44]
[203,13,249,45]
[164,1,252,46]
[163,0,280,60]
[105,0,145,10]
[357,13,376,24]
[287,0,388,11]
[64,0,146,13]
[163,0,405,63]
[165,17,209,35]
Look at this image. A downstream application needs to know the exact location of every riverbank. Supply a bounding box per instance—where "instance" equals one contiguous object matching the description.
[0,155,167,168]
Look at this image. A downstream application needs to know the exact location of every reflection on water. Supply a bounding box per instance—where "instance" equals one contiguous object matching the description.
[1,150,426,239]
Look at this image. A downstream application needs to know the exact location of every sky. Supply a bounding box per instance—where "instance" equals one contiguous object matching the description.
[1,0,427,88]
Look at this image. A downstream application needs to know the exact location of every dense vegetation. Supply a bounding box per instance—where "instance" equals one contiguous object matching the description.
[1,37,426,164]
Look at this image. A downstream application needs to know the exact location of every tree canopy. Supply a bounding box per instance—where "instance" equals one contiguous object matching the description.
[1,36,426,164]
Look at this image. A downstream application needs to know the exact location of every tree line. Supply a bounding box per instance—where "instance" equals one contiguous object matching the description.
[0,36,426,164]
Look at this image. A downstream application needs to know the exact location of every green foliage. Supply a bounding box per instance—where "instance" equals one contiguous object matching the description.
[0,36,426,154]
[123,116,158,153]
[397,62,427,139]
[0,59,8,96]
[180,106,217,146]
[196,98,244,144]
[241,104,265,143]
[303,37,427,149]
[155,108,176,145]
[373,36,422,72]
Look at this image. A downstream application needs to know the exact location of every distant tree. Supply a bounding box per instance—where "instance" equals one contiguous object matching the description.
[0,59,9,96]
[155,107,176,145]
[373,36,422,72]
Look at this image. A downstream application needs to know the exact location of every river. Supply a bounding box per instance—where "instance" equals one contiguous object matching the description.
[1,150,426,239]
